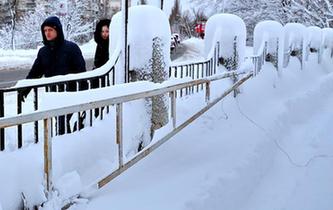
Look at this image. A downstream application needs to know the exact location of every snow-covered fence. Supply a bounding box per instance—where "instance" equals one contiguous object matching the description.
[253,21,284,72]
[0,53,121,151]
[169,42,220,96]
[283,23,306,69]
[0,71,252,209]
[304,26,322,63]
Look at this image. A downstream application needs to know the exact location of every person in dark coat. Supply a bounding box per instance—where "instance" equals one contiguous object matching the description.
[26,16,86,82]
[93,19,111,69]
[92,19,110,118]
[21,16,87,135]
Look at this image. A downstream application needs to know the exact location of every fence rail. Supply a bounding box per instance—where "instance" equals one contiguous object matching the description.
[0,71,253,204]
[0,42,222,152]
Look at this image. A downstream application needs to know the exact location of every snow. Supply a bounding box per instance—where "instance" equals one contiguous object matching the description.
[321,28,333,49]
[1,11,333,210]
[110,5,171,83]
[284,23,306,51]
[254,21,283,54]
[305,26,322,49]
[253,20,284,70]
[0,40,96,71]
[204,13,246,64]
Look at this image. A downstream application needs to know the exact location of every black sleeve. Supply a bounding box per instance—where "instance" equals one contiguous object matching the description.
[71,44,86,74]
[94,45,102,69]
[26,51,44,79]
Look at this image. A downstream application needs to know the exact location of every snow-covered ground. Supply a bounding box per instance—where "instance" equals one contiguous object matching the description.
[0,40,96,70]
[63,40,333,210]
[1,37,333,210]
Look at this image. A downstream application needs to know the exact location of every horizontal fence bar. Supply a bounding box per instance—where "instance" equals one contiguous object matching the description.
[0,71,244,129]
[97,72,253,189]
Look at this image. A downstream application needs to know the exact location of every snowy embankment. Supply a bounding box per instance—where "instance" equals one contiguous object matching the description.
[79,54,333,210]
[0,40,96,70]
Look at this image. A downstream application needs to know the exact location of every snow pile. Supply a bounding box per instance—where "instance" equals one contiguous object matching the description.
[254,21,283,54]
[321,28,333,49]
[110,5,171,83]
[284,23,306,52]
[204,13,246,68]
[304,26,322,50]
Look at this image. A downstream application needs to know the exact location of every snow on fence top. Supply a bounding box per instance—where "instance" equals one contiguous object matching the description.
[321,28,333,49]
[253,20,283,55]
[284,23,306,52]
[204,13,246,63]
[304,26,322,50]
[110,5,171,78]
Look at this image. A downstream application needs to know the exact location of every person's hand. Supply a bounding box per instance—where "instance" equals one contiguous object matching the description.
[18,88,31,103]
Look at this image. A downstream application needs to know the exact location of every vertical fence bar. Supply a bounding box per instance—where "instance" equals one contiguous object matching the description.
[116,103,123,167]
[170,91,176,128]
[33,88,39,143]
[44,118,52,194]
[17,92,22,149]
[0,91,4,151]
[205,82,211,103]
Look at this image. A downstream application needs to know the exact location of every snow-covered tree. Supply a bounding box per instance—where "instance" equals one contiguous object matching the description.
[286,0,333,28]
[191,0,286,43]
[15,4,48,48]
[54,0,95,43]
[8,0,19,50]
[0,24,12,49]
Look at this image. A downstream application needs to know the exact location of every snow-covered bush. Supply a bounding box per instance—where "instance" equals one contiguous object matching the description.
[204,13,246,71]
[304,26,322,62]
[283,23,306,68]
[109,5,171,152]
[254,20,284,70]
[321,28,333,52]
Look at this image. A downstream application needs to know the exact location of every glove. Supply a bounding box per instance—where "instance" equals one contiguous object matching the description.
[18,88,31,102]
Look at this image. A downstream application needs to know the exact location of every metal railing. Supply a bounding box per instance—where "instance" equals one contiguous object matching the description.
[0,71,253,205]
[0,40,224,152]
[247,41,268,75]
[0,54,120,151]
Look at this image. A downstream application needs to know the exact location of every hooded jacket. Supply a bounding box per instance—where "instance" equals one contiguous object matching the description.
[93,19,111,68]
[26,16,86,80]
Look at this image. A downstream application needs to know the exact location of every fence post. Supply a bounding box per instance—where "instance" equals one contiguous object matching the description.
[0,91,4,151]
[34,88,39,143]
[43,118,52,195]
[205,82,210,103]
[116,103,123,167]
[170,91,176,128]
[17,91,23,148]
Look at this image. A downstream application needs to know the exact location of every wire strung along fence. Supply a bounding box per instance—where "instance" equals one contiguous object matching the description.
[0,70,253,208]
[0,54,120,152]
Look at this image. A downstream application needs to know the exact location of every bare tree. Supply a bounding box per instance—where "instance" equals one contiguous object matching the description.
[8,0,20,50]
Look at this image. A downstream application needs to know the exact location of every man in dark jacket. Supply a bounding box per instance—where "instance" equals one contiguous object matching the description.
[27,16,86,78]
[23,16,87,135]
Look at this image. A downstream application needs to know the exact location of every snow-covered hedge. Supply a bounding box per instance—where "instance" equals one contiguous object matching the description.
[284,23,306,53]
[321,28,333,49]
[204,13,246,71]
[304,26,322,51]
[253,20,284,70]
[110,5,171,83]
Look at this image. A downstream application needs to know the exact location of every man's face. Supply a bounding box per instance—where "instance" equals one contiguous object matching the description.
[43,26,57,41]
